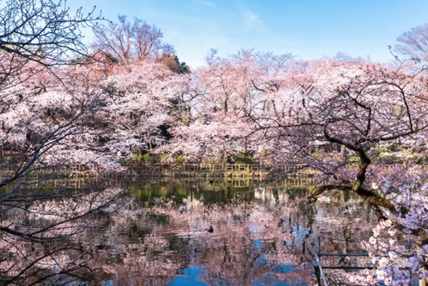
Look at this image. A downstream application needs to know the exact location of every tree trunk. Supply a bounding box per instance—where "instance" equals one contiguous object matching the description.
[353,149,371,194]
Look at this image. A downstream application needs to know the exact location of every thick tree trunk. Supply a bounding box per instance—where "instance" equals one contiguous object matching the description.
[353,149,371,194]
[308,148,395,211]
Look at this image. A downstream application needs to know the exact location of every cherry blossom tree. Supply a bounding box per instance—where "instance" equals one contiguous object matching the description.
[163,50,294,161]
[92,15,174,65]
[0,0,99,65]
[394,23,428,65]
[94,60,190,156]
[0,57,113,188]
[0,0,109,179]
[249,59,428,199]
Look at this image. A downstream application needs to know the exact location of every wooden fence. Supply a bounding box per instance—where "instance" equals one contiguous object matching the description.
[313,237,427,286]
[0,163,317,181]
[132,163,314,176]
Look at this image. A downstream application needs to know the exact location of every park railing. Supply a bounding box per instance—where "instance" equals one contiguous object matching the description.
[125,162,319,178]
[313,237,427,286]
[0,162,318,180]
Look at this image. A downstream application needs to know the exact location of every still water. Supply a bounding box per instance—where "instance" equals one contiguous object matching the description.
[0,177,377,285]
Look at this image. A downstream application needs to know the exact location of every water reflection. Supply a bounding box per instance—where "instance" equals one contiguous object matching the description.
[0,178,377,285]
[0,182,126,286]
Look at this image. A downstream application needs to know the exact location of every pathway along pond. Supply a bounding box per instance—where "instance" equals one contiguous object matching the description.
[0,177,377,285]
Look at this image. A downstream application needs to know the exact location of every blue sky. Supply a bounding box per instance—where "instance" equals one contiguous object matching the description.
[70,0,428,69]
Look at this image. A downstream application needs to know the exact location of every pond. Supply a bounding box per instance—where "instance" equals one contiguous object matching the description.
[0,177,377,285]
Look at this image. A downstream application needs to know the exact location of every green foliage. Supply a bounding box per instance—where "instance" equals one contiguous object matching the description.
[378,154,402,164]
[176,154,187,163]
[135,153,154,164]
[369,149,382,159]
[347,156,360,165]
[369,143,408,164]
[230,154,254,164]
[134,152,174,164]
[385,142,401,153]
[156,53,190,74]
[158,153,170,163]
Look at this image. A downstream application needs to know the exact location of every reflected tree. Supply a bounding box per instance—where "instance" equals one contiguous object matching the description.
[92,184,372,286]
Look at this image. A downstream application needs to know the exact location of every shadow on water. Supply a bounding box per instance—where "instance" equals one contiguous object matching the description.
[0,177,377,285]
